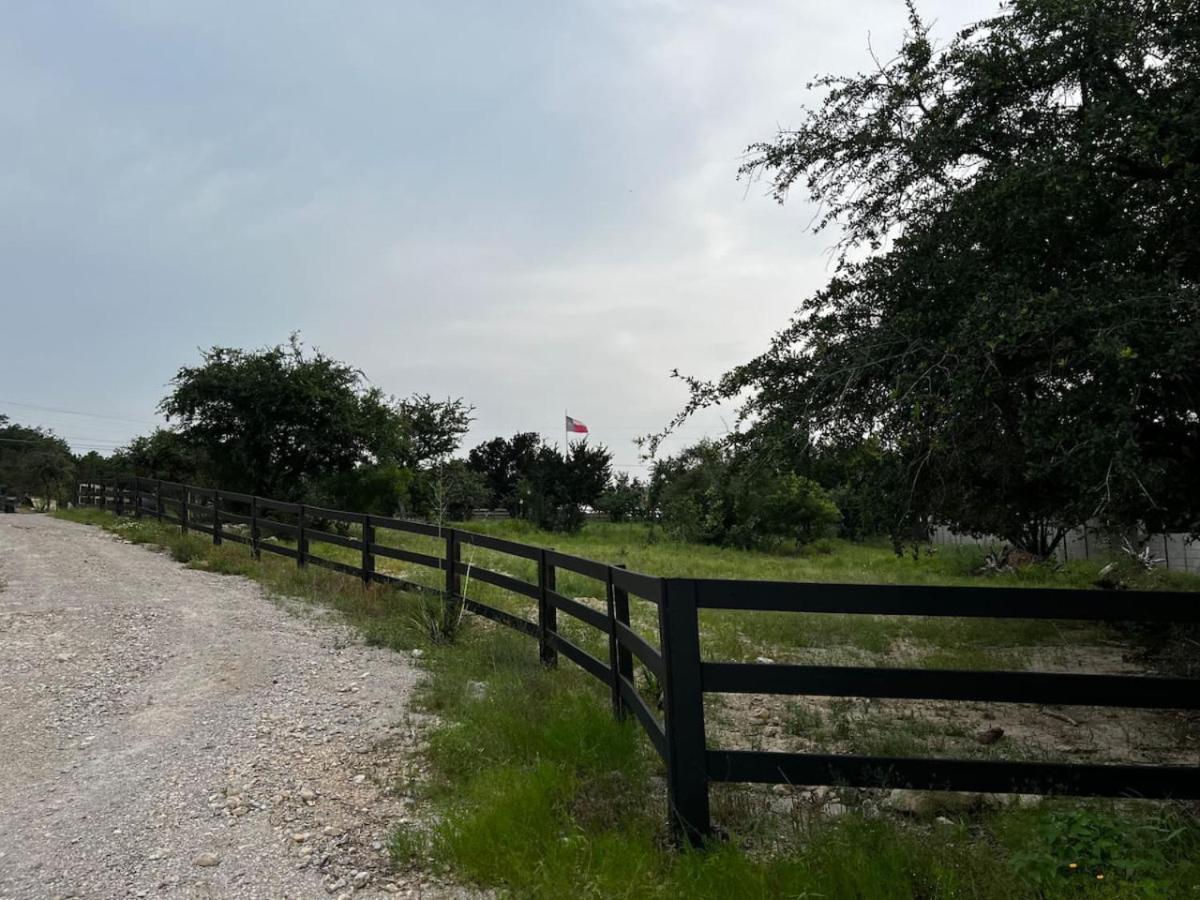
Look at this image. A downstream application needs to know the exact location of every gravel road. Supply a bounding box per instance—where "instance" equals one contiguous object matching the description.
[0,514,463,900]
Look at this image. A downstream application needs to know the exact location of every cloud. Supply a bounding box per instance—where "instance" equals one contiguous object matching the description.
[1,0,998,461]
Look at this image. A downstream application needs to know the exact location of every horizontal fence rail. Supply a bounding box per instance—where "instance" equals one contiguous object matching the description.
[77,477,1200,846]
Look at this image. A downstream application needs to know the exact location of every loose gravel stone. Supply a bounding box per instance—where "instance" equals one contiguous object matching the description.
[0,514,471,899]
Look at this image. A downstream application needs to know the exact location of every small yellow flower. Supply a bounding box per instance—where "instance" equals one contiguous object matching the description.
[1068,863,1078,870]
[1096,874,1105,881]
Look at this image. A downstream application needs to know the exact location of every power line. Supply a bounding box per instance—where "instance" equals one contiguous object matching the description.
[0,437,127,450]
[0,399,160,427]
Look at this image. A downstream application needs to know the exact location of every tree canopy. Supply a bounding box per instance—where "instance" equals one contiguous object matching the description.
[467,433,613,531]
[0,416,75,508]
[649,439,840,549]
[467,433,545,515]
[672,0,1200,555]
[114,429,208,484]
[159,336,471,504]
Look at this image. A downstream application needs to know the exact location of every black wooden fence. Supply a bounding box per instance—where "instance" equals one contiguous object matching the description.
[78,477,1200,845]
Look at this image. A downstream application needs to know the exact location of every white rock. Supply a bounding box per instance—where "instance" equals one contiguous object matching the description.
[191,852,220,867]
[466,680,488,700]
[883,789,924,815]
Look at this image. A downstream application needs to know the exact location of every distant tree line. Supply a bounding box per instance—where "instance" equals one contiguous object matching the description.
[0,333,890,549]
[24,336,619,533]
[0,416,75,509]
[6,336,839,546]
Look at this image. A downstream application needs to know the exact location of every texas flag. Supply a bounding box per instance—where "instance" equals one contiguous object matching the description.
[565,415,589,434]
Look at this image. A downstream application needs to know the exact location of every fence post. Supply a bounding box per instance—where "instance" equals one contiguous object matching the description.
[443,529,461,626]
[250,496,261,559]
[445,528,460,594]
[211,489,222,545]
[180,485,189,534]
[658,577,711,845]
[537,549,558,668]
[297,504,307,568]
[155,480,164,521]
[116,478,125,515]
[606,564,633,721]
[132,477,142,519]
[361,514,374,586]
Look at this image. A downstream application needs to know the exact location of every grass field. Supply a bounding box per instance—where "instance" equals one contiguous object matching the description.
[54,508,1200,899]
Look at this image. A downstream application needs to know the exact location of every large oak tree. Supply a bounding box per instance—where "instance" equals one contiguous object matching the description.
[676,0,1200,555]
[160,336,471,502]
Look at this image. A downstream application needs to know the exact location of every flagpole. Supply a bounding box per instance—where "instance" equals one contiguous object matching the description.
[564,409,568,455]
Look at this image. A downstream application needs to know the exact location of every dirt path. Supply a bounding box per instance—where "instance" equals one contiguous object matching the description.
[0,514,461,900]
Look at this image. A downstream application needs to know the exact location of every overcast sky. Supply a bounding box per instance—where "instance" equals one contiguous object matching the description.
[1,0,996,470]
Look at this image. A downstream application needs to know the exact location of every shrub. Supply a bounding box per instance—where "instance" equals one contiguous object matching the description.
[308,463,415,516]
[596,472,648,522]
[653,441,841,549]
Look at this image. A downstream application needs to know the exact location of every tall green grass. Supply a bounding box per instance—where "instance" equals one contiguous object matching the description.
[55,509,1200,899]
